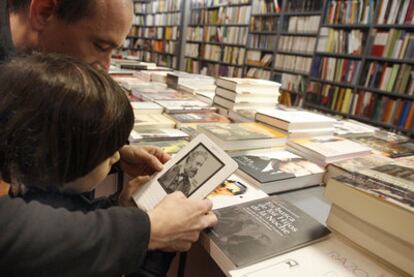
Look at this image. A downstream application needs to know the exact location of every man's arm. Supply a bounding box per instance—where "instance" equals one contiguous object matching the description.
[0,196,150,277]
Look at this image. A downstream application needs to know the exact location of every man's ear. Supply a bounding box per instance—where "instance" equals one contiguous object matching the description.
[28,0,58,31]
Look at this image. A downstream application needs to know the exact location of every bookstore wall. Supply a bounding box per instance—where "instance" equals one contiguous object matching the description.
[122,0,414,136]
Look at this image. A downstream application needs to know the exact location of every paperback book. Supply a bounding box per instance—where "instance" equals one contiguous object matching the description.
[203,196,330,273]
[234,150,325,194]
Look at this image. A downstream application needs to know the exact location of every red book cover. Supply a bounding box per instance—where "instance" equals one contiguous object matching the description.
[405,0,414,23]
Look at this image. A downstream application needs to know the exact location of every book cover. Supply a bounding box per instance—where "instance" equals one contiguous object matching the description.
[132,139,188,155]
[205,196,330,269]
[168,112,231,125]
[349,135,414,158]
[234,151,324,184]
[199,123,285,142]
[207,175,268,210]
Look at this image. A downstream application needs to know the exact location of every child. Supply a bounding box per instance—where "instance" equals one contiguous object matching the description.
[0,52,173,276]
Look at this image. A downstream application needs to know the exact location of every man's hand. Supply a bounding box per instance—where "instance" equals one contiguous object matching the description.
[119,145,170,176]
[147,192,218,252]
[118,176,151,207]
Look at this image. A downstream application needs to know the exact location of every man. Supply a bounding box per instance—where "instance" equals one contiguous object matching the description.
[159,150,209,196]
[0,0,217,275]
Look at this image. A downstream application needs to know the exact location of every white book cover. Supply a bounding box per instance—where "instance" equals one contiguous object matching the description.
[229,236,397,277]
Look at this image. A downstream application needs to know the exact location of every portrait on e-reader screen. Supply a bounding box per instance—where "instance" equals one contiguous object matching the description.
[158,144,224,197]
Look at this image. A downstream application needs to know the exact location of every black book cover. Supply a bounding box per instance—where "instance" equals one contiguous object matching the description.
[234,155,296,183]
[207,196,330,268]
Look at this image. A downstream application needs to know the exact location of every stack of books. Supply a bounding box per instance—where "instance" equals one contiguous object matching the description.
[213,77,281,115]
[255,108,337,138]
[325,157,414,275]
[165,111,231,128]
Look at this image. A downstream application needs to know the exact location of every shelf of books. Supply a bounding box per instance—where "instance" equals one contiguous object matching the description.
[123,0,184,69]
[305,0,414,136]
[272,0,324,106]
[184,0,252,77]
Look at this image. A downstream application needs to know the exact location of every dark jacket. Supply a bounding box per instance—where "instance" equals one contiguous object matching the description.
[0,3,167,276]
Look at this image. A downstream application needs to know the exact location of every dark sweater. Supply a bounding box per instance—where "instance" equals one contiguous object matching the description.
[0,0,14,61]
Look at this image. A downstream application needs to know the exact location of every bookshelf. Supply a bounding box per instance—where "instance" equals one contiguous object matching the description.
[184,0,252,77]
[305,0,414,136]
[123,0,185,69]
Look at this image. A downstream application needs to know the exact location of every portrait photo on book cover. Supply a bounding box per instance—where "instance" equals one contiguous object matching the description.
[158,144,224,197]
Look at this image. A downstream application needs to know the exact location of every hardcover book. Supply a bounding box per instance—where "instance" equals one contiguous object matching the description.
[198,123,287,151]
[234,151,324,194]
[203,196,330,273]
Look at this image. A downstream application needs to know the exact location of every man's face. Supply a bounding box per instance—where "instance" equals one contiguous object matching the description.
[37,0,133,71]
[184,155,207,178]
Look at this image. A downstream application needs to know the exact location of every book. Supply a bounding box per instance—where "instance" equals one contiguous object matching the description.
[255,109,336,131]
[207,175,268,210]
[229,235,398,277]
[349,135,414,158]
[202,196,330,273]
[325,174,414,245]
[215,87,279,104]
[166,111,232,128]
[216,77,281,95]
[198,123,287,151]
[131,139,188,154]
[134,113,176,130]
[130,101,163,115]
[214,95,277,111]
[234,150,325,194]
[155,100,215,113]
[327,204,414,275]
[333,119,378,137]
[129,128,188,143]
[287,136,372,166]
[324,154,395,183]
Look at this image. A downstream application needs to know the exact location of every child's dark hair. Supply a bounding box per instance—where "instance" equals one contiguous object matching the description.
[0,52,134,189]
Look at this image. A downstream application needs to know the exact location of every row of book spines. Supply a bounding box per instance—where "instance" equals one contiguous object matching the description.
[129,28,179,39]
[133,0,182,13]
[325,0,374,24]
[311,57,361,84]
[318,28,365,55]
[251,0,280,14]
[185,59,244,77]
[371,30,414,59]
[351,91,414,130]
[249,16,279,32]
[145,13,181,25]
[376,0,414,25]
[363,62,414,95]
[189,6,251,25]
[306,83,353,114]
[127,50,177,66]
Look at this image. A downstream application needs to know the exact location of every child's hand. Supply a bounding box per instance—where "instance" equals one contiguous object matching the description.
[118,176,151,207]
